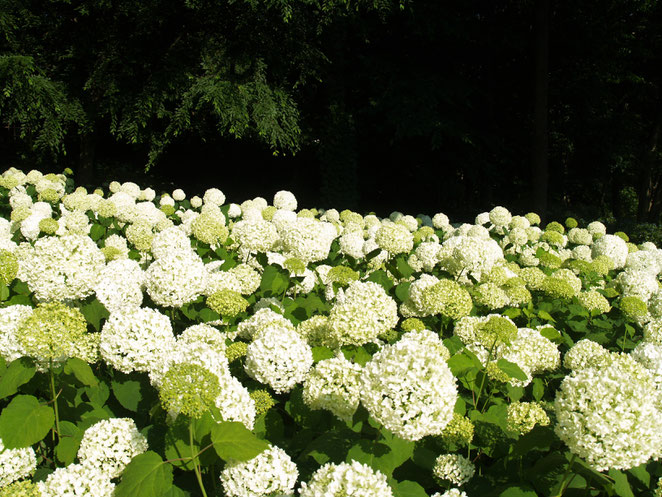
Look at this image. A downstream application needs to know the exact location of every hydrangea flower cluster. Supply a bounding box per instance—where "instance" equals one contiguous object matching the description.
[0,439,37,487]
[219,445,298,497]
[299,461,393,497]
[360,330,457,440]
[432,453,475,486]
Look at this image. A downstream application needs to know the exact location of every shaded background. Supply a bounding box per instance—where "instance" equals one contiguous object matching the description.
[1,0,661,225]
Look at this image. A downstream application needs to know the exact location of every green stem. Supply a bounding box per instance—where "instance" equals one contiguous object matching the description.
[49,362,60,444]
[190,422,208,497]
[554,453,577,497]
[474,339,498,408]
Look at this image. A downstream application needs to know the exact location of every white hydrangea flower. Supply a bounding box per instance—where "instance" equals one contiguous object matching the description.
[77,418,148,479]
[278,218,337,263]
[17,234,105,302]
[489,206,512,227]
[94,258,144,313]
[273,190,298,211]
[100,307,176,374]
[203,188,226,206]
[433,453,475,486]
[245,327,313,394]
[299,461,393,497]
[220,445,298,497]
[375,222,414,255]
[431,490,469,497]
[630,341,662,388]
[0,305,33,362]
[616,269,659,302]
[592,234,628,269]
[587,221,607,236]
[563,339,611,371]
[329,281,398,346]
[38,463,115,497]
[232,220,279,253]
[554,353,662,471]
[302,355,362,422]
[339,231,365,259]
[237,308,295,340]
[360,331,457,441]
[439,234,504,281]
[144,252,207,308]
[0,438,37,487]
[139,187,156,202]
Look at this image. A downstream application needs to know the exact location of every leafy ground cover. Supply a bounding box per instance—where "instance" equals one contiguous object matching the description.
[0,167,662,497]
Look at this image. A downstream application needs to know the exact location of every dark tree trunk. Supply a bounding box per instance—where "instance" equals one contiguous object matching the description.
[636,109,661,222]
[531,0,549,220]
[76,131,96,189]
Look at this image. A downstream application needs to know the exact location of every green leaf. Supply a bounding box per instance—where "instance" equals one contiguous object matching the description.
[395,256,414,278]
[532,378,544,401]
[537,310,555,322]
[0,394,54,448]
[497,358,528,381]
[90,223,106,241]
[0,357,36,399]
[539,326,562,341]
[165,421,198,471]
[608,469,635,497]
[80,298,110,331]
[112,379,143,412]
[56,421,83,465]
[260,265,289,295]
[498,485,538,497]
[64,357,98,387]
[84,381,110,408]
[312,346,335,362]
[627,464,650,487]
[115,451,174,497]
[198,308,221,322]
[0,282,9,301]
[366,270,394,292]
[395,282,411,303]
[389,479,428,497]
[211,421,269,462]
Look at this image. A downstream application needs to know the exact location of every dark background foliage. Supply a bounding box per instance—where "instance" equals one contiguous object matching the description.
[1,0,661,225]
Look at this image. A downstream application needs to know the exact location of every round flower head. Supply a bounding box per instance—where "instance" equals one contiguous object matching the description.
[592,234,628,269]
[360,331,457,441]
[302,355,363,422]
[506,401,550,435]
[279,218,337,263]
[433,453,475,486]
[159,362,222,418]
[245,327,313,394]
[630,341,662,388]
[577,290,611,314]
[299,461,393,497]
[38,463,114,497]
[99,307,176,374]
[439,413,474,449]
[17,302,88,364]
[237,308,295,341]
[94,258,144,313]
[273,190,298,211]
[431,490,469,497]
[232,220,279,253]
[489,206,512,227]
[191,212,228,246]
[0,480,42,496]
[554,353,662,471]
[439,235,504,281]
[17,234,105,302]
[375,222,414,255]
[207,289,249,318]
[417,279,473,320]
[0,305,33,363]
[220,445,298,497]
[77,418,148,479]
[329,281,398,346]
[0,439,37,487]
[203,188,226,206]
[144,252,207,308]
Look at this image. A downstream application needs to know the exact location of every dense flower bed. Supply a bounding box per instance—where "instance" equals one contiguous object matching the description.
[0,167,661,497]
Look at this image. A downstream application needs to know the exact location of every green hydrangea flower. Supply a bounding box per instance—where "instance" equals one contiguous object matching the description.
[38,218,59,235]
[420,280,473,320]
[0,250,19,286]
[620,296,648,321]
[283,257,306,275]
[545,221,565,234]
[506,401,550,435]
[18,302,88,362]
[340,210,363,225]
[627,242,638,253]
[225,342,248,363]
[542,230,565,247]
[297,209,315,218]
[10,207,31,223]
[326,265,359,286]
[191,213,228,245]
[413,226,435,244]
[159,362,221,418]
[101,245,122,262]
[537,250,563,269]
[261,206,277,221]
[160,205,175,216]
[541,277,575,300]
[439,412,474,449]
[207,289,249,318]
[525,213,541,225]
[589,255,614,276]
[39,188,61,203]
[400,317,426,332]
[250,389,276,416]
[97,199,117,218]
[125,221,153,251]
[578,290,611,315]
[614,231,629,242]
[565,217,578,229]
[0,480,42,497]
[476,315,518,348]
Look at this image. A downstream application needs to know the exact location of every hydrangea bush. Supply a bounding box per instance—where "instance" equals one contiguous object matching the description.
[0,167,661,496]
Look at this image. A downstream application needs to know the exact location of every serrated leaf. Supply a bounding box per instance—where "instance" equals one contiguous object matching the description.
[390,479,428,497]
[312,346,335,362]
[115,451,173,497]
[627,464,650,487]
[64,357,98,387]
[497,358,528,381]
[366,270,394,292]
[199,308,220,322]
[79,298,109,332]
[56,433,83,465]
[498,485,538,497]
[539,326,562,341]
[609,469,635,497]
[532,378,544,401]
[0,357,36,399]
[395,282,411,303]
[0,394,54,448]
[112,379,143,412]
[211,421,269,462]
[537,310,555,322]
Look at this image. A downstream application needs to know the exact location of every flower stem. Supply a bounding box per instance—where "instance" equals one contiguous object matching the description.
[554,453,577,497]
[190,422,208,497]
[49,362,60,444]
